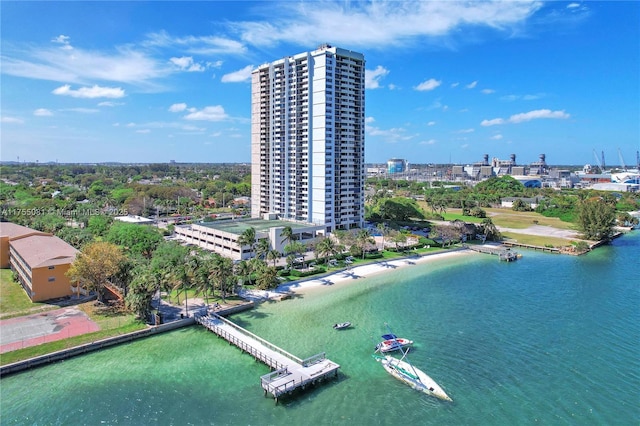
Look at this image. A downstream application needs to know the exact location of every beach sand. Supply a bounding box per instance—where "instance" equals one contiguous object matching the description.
[270,248,475,297]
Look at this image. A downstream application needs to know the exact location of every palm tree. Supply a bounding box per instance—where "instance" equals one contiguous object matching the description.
[355,229,374,259]
[237,227,256,259]
[209,255,234,302]
[266,249,281,267]
[255,265,278,290]
[284,240,306,267]
[234,260,252,291]
[377,222,388,251]
[255,237,270,260]
[315,236,339,265]
[280,225,295,246]
[390,230,408,252]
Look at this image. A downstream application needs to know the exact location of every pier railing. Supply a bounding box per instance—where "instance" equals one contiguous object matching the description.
[195,314,303,365]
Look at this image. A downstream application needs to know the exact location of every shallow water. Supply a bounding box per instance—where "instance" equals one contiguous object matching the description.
[1,232,638,425]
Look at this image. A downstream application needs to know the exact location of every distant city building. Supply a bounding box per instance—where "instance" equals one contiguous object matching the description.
[114,215,154,225]
[387,158,408,174]
[250,44,365,233]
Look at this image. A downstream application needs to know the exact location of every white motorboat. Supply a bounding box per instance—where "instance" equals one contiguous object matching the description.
[375,334,413,353]
[333,322,352,330]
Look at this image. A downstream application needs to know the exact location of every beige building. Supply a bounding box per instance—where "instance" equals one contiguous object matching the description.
[1,222,78,302]
[174,218,324,261]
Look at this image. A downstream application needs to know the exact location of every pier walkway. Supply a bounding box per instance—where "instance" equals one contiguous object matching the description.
[195,313,340,403]
[467,244,520,261]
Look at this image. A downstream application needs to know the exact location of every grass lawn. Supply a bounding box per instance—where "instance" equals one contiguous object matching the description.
[440,208,579,231]
[0,270,58,319]
[501,232,576,248]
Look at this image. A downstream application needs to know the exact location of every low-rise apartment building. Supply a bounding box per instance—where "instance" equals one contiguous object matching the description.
[1,222,78,302]
[173,218,324,261]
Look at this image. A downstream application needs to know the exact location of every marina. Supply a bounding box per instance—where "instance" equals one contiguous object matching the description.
[195,313,340,403]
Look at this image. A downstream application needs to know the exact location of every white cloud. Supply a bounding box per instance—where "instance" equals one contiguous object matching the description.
[427,121,436,126]
[51,35,73,50]
[52,84,125,99]
[451,82,459,88]
[490,134,504,140]
[1,116,24,124]
[34,108,53,116]
[482,109,570,126]
[169,103,188,112]
[60,108,99,113]
[415,78,441,91]
[144,31,248,55]
[221,65,253,83]
[420,139,436,145]
[481,118,505,127]
[567,3,580,9]
[136,129,151,134]
[2,43,169,89]
[509,109,570,123]
[183,105,228,121]
[365,116,376,124]
[366,124,413,143]
[365,65,389,89]
[456,128,475,134]
[170,56,205,72]
[481,89,495,94]
[98,101,124,107]
[466,81,478,89]
[232,1,542,48]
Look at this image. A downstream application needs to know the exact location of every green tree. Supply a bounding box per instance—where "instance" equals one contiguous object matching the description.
[237,227,257,259]
[266,249,281,267]
[125,264,158,321]
[354,229,374,259]
[106,222,163,258]
[315,236,339,265]
[66,241,125,303]
[576,197,616,241]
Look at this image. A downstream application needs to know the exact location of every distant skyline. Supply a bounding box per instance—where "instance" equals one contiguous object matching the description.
[1,1,639,166]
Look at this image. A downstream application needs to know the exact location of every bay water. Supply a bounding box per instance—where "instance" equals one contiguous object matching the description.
[1,231,638,425]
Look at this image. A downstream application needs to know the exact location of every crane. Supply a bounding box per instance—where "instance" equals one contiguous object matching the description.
[618,148,627,171]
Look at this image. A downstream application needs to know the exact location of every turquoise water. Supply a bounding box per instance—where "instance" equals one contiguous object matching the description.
[1,232,638,425]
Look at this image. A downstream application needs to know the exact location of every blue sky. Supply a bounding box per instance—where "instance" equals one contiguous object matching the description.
[1,1,638,167]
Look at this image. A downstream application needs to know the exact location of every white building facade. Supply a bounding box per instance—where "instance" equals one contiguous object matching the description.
[251,44,365,233]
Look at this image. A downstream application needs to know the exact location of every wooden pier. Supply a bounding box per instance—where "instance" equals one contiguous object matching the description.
[195,313,340,403]
[467,244,520,261]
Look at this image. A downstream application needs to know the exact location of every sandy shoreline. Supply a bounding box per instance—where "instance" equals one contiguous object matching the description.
[237,248,475,301]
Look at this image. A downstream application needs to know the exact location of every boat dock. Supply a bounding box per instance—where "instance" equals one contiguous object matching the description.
[467,244,520,261]
[195,313,340,403]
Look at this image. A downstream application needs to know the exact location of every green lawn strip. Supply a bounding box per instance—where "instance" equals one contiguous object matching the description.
[0,321,147,366]
[500,232,575,248]
[0,270,64,319]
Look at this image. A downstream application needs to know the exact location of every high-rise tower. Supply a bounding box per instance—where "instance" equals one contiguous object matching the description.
[251,44,365,233]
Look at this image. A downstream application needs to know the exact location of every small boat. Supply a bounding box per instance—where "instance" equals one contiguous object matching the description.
[373,353,452,401]
[375,334,413,353]
[333,322,351,330]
